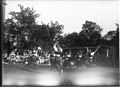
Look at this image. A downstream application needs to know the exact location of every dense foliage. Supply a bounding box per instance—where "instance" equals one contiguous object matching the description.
[3,5,119,58]
[3,5,63,56]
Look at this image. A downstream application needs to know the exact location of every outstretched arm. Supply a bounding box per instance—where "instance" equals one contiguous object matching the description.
[95,45,100,53]
[91,45,100,56]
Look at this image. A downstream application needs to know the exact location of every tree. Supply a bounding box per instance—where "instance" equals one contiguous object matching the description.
[102,23,119,47]
[80,20,102,46]
[3,18,18,56]
[63,32,79,47]
[3,5,40,55]
[49,21,64,42]
[111,24,119,67]
[31,21,64,51]
[61,21,103,48]
[100,23,119,67]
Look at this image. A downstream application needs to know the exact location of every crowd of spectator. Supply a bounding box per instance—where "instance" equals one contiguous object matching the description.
[2,47,51,65]
[2,46,97,69]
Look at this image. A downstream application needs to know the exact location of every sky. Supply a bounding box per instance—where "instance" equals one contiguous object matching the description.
[4,0,119,36]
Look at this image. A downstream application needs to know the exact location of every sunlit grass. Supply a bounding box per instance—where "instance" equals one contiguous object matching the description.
[2,64,119,86]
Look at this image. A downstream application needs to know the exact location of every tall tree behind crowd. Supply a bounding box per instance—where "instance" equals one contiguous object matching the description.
[62,20,103,47]
[3,5,64,56]
[80,20,102,47]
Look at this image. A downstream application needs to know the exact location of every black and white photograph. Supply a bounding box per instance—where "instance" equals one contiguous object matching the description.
[1,0,119,87]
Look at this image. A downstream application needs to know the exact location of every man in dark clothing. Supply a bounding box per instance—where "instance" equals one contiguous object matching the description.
[25,55,37,69]
[50,54,56,70]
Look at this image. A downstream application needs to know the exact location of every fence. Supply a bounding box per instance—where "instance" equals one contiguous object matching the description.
[95,45,118,67]
[63,45,118,67]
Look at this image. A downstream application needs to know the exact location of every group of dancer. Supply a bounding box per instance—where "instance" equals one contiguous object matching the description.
[24,39,101,74]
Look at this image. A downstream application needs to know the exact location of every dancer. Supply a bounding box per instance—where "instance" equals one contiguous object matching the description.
[53,40,63,74]
[87,45,100,66]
